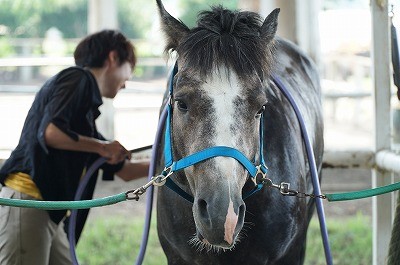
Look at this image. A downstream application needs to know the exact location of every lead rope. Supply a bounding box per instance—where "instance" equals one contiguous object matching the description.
[272,77,333,265]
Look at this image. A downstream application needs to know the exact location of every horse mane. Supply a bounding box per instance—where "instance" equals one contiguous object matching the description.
[177,5,276,81]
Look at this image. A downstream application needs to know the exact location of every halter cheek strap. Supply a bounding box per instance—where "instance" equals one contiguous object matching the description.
[162,62,268,203]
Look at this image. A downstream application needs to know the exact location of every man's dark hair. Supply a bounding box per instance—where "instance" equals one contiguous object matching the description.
[74,30,136,68]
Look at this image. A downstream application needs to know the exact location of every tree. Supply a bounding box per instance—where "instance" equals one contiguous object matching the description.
[0,0,87,38]
[178,0,239,28]
[117,0,154,39]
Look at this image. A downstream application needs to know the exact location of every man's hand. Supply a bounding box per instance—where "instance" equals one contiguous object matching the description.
[45,123,131,164]
[99,141,131,164]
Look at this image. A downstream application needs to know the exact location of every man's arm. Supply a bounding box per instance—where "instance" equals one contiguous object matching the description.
[44,122,131,164]
[115,161,150,181]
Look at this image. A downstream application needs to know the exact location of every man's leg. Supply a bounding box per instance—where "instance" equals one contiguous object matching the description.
[49,219,73,265]
[0,187,53,265]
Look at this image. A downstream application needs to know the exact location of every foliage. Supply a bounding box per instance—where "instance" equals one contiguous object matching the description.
[0,0,155,39]
[0,0,87,38]
[117,0,154,39]
[0,0,239,39]
[0,37,15,57]
[0,0,240,58]
[77,213,372,265]
[178,0,239,28]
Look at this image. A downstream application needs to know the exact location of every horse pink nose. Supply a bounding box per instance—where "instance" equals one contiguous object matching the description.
[195,197,245,247]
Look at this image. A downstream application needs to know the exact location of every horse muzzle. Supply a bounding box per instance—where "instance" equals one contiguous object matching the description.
[192,194,246,249]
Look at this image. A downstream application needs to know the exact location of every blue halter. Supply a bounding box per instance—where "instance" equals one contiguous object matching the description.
[161,63,268,203]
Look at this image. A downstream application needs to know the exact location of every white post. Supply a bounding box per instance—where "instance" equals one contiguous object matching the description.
[371,0,392,264]
[256,0,321,66]
[88,0,118,33]
[88,0,118,140]
[295,0,321,66]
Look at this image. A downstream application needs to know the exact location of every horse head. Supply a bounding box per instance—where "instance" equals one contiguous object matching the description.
[156,0,280,250]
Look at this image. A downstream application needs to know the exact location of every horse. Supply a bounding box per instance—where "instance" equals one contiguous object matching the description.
[155,1,324,264]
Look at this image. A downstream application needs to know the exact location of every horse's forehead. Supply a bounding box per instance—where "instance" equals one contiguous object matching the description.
[201,69,243,99]
[198,69,245,150]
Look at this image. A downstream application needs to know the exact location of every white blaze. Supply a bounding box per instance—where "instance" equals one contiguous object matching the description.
[202,69,241,245]
[224,199,238,245]
[202,68,242,173]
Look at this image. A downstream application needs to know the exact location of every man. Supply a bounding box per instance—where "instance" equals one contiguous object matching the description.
[0,30,149,265]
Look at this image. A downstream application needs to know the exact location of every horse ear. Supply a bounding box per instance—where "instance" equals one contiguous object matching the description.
[156,0,190,52]
[260,8,280,43]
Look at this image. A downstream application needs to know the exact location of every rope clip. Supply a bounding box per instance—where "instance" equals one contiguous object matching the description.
[125,188,144,201]
[278,182,299,196]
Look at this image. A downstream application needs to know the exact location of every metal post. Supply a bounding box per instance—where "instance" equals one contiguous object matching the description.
[371,0,393,264]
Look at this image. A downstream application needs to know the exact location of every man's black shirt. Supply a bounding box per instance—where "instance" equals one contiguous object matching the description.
[0,67,124,225]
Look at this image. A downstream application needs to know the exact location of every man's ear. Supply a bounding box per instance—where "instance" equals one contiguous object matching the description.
[107,50,119,67]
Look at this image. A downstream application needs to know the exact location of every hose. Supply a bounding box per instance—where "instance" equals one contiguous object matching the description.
[68,142,156,265]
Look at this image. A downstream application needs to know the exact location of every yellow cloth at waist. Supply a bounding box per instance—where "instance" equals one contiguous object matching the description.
[4,172,43,200]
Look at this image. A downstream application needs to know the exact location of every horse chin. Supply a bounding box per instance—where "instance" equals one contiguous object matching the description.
[188,231,237,254]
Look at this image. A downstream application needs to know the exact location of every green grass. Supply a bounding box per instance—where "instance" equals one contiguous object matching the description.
[305,213,372,265]
[76,213,371,265]
[76,216,167,265]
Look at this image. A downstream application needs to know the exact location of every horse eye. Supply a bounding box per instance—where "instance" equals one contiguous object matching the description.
[256,105,266,118]
[176,100,188,112]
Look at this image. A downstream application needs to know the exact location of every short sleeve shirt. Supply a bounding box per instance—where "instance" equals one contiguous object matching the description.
[0,67,124,224]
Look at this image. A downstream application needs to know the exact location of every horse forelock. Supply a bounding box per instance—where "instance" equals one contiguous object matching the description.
[177,5,276,82]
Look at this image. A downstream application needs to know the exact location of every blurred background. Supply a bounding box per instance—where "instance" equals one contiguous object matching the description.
[0,0,399,264]
[1,0,397,154]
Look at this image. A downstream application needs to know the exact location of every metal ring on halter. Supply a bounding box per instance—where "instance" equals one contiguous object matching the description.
[152,166,173,186]
[254,165,270,185]
[253,165,265,185]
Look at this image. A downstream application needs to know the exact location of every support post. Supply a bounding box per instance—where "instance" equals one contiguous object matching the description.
[371,0,393,264]
[88,0,118,140]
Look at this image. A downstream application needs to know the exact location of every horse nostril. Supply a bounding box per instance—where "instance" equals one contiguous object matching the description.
[197,198,209,219]
[238,203,245,219]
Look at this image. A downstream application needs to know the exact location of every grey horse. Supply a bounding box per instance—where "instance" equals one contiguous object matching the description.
[155,1,324,264]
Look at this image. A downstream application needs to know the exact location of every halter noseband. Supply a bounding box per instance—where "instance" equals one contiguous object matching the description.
[160,62,268,203]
